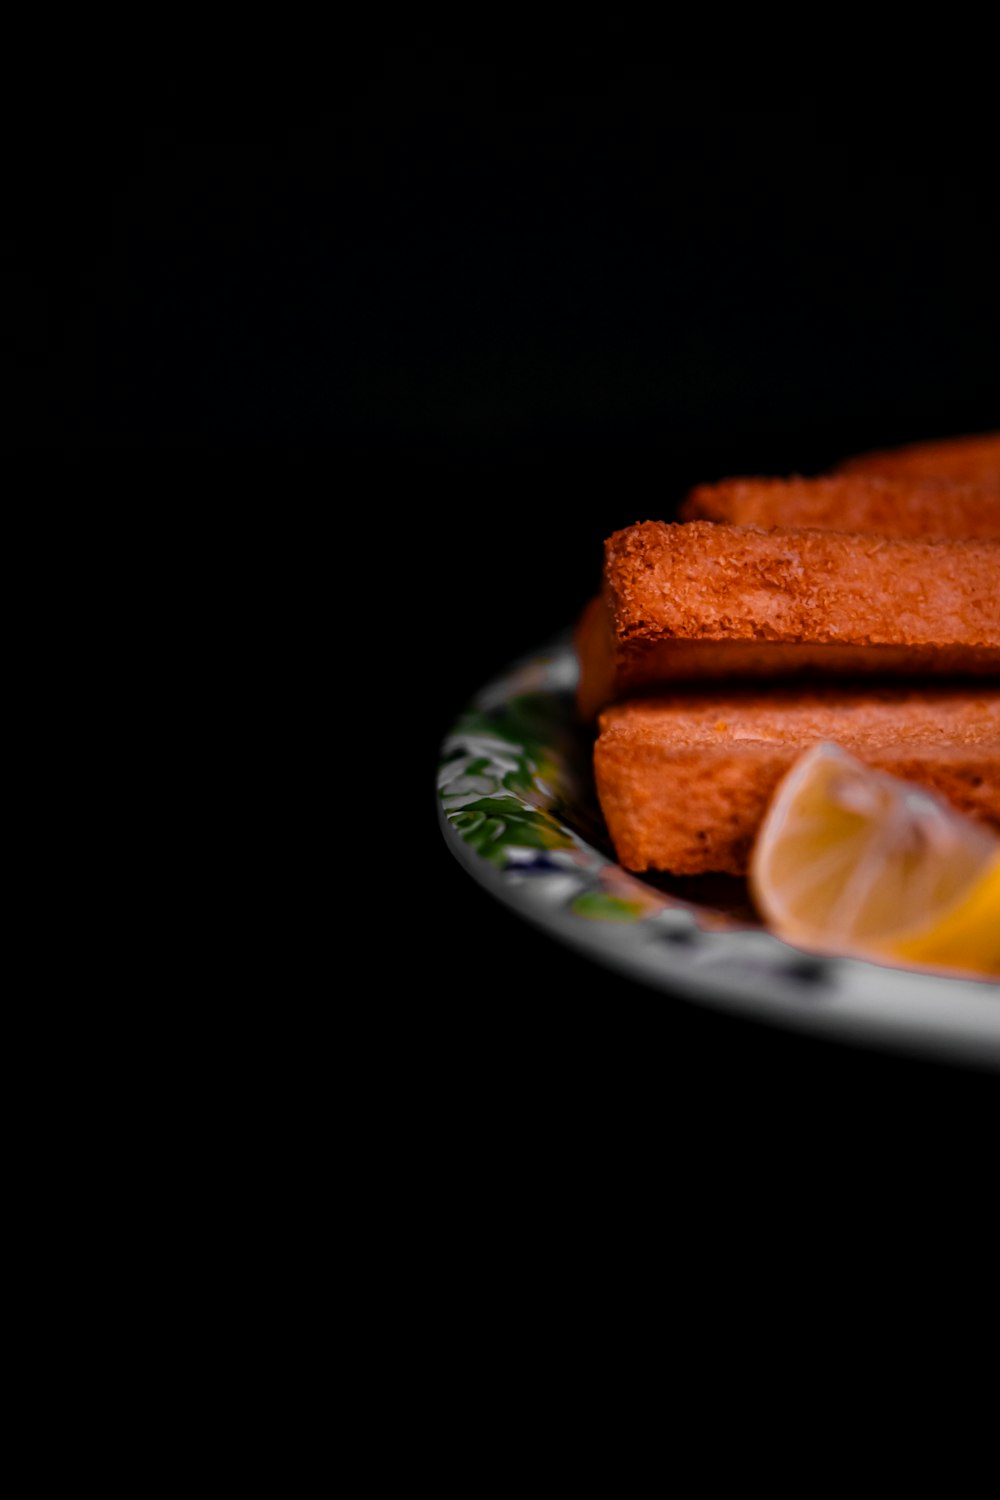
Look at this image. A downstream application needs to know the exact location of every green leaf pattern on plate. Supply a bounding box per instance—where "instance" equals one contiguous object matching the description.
[438,646,655,916]
[438,637,1000,1066]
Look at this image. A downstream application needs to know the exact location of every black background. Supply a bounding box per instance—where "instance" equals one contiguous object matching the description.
[44,94,999,1149]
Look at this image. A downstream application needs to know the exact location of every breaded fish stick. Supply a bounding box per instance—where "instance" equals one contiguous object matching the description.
[576,521,1000,720]
[833,431,1000,484]
[679,474,1000,538]
[594,685,1000,875]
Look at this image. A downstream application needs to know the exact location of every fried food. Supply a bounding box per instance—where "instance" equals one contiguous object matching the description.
[575,521,1000,719]
[832,430,1000,484]
[593,685,1000,875]
[679,474,1000,537]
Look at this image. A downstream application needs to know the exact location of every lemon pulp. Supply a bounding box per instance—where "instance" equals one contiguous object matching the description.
[749,742,1000,976]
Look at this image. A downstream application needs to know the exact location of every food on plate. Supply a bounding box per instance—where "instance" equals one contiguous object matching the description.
[592,686,1000,876]
[749,742,1000,975]
[679,473,1000,537]
[831,429,1000,484]
[576,428,1000,976]
[575,520,1000,720]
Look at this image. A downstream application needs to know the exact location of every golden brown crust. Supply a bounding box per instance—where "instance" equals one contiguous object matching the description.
[594,687,1000,874]
[576,591,1000,721]
[573,594,617,721]
[832,431,1000,484]
[679,474,1000,538]
[605,522,999,651]
[573,522,1000,717]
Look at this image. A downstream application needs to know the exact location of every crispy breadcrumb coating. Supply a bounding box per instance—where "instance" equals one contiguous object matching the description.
[575,522,1000,719]
[594,686,1000,874]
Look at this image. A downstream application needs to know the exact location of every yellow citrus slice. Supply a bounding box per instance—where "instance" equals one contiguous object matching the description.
[749,742,1000,976]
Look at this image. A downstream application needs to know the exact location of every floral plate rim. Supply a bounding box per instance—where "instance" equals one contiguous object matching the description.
[437,631,1000,1072]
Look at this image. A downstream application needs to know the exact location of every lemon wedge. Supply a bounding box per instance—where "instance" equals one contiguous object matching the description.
[749,742,1000,976]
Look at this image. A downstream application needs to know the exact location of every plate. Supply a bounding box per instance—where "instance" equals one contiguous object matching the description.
[436,630,1000,1070]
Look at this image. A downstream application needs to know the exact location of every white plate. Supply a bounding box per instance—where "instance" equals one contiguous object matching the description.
[436,631,1000,1070]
